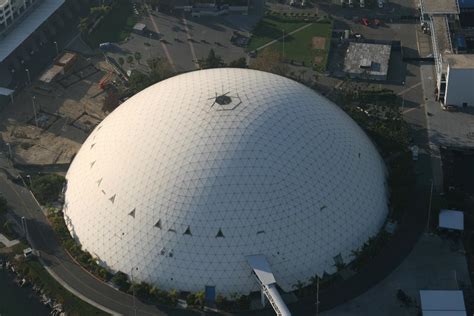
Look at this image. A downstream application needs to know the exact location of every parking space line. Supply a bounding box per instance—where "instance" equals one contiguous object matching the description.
[146,6,177,72]
[255,23,313,52]
[397,82,422,96]
[181,16,199,69]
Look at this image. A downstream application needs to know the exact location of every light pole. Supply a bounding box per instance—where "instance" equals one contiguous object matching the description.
[31,96,38,127]
[315,276,320,316]
[130,267,138,316]
[426,179,434,233]
[6,143,12,161]
[53,41,59,56]
[26,174,32,187]
[21,216,29,241]
[282,29,285,59]
[25,68,31,85]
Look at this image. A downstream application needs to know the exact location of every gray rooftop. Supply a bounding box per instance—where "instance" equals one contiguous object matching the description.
[421,0,459,14]
[446,54,474,69]
[0,0,64,62]
[343,42,391,79]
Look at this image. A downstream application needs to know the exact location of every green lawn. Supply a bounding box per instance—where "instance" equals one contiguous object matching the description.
[87,0,137,47]
[25,260,108,316]
[247,16,307,51]
[248,16,332,71]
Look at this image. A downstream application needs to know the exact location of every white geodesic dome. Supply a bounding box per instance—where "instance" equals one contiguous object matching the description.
[64,68,388,296]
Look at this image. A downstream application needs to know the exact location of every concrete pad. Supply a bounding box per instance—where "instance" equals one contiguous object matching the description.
[0,233,20,248]
[322,234,471,316]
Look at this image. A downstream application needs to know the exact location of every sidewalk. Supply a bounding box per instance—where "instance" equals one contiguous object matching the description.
[0,233,19,248]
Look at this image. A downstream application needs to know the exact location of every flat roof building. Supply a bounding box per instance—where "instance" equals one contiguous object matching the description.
[343,42,391,81]
[444,54,474,107]
[0,0,64,63]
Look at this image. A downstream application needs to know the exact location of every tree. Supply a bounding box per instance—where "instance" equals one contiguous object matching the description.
[103,90,120,112]
[0,195,7,214]
[30,174,65,205]
[148,58,174,82]
[126,55,134,65]
[128,70,151,93]
[134,52,142,65]
[198,49,224,69]
[111,271,130,292]
[250,47,289,76]
[228,57,247,68]
[118,57,125,67]
[78,17,89,35]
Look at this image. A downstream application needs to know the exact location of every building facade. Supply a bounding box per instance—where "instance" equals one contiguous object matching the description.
[444,54,474,106]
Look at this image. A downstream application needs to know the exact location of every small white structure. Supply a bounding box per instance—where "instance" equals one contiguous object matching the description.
[444,54,474,107]
[420,290,467,316]
[23,247,33,258]
[438,209,464,231]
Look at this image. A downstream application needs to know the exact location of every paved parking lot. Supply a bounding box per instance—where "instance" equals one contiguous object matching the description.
[323,234,471,316]
[105,10,261,73]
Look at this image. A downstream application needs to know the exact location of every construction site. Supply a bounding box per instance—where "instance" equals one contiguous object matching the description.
[0,52,125,166]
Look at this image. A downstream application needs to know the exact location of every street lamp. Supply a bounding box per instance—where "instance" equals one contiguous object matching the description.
[426,179,434,233]
[53,41,59,56]
[282,29,285,59]
[25,68,31,85]
[5,143,12,161]
[31,96,38,127]
[130,267,138,316]
[26,174,32,187]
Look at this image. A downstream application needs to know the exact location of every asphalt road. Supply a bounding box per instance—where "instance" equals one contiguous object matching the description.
[0,165,198,316]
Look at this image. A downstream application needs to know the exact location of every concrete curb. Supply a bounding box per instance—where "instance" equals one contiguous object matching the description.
[40,257,121,316]
[22,178,122,316]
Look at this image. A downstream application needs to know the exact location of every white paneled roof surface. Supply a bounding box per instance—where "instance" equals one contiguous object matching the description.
[64,68,388,295]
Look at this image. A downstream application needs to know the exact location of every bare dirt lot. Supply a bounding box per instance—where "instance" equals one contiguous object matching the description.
[312,36,327,50]
[0,55,116,165]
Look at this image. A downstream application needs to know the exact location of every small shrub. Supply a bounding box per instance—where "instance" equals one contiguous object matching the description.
[112,271,130,292]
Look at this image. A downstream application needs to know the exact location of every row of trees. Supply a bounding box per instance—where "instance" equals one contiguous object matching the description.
[78,4,112,35]
[29,174,66,205]
[47,209,251,310]
[197,48,289,77]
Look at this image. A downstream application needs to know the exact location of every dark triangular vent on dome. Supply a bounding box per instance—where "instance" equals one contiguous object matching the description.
[96,178,103,187]
[216,228,224,238]
[128,208,135,218]
[183,226,192,236]
[90,160,96,168]
[90,143,96,149]
[109,194,116,203]
[154,219,162,229]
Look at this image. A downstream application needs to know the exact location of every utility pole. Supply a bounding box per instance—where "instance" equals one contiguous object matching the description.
[282,29,285,59]
[316,276,320,316]
[426,179,434,233]
[6,143,12,161]
[32,96,38,127]
[25,68,31,85]
[53,41,59,56]
[131,267,138,316]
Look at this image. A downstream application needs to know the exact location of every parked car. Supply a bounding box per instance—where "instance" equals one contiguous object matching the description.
[361,18,369,26]
[378,0,384,8]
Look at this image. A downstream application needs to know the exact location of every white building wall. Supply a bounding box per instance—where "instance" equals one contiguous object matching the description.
[445,66,474,107]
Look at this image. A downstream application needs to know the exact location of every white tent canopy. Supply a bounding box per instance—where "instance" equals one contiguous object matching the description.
[439,209,464,231]
[420,290,466,316]
[0,87,14,96]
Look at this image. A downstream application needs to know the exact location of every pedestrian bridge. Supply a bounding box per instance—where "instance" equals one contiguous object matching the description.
[246,255,291,316]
